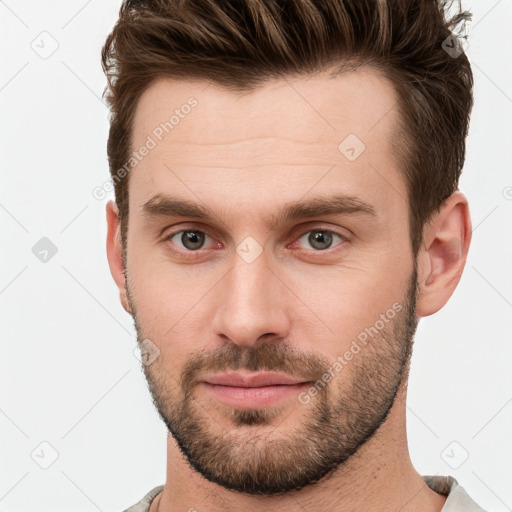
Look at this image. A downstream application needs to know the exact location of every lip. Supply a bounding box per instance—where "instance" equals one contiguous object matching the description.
[200,371,311,409]
[202,371,308,387]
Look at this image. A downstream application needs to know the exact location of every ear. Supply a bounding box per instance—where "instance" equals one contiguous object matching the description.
[106,200,132,314]
[416,192,472,318]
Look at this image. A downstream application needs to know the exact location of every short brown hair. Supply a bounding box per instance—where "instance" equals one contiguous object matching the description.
[102,0,473,260]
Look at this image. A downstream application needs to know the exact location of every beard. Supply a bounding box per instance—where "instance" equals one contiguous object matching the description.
[127,264,419,496]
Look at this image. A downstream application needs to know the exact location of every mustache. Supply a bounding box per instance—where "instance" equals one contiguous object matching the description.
[179,340,329,393]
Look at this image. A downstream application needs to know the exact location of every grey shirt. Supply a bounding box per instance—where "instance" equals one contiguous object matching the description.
[123,474,488,511]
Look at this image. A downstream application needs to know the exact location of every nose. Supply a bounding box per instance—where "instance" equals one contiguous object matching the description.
[211,248,291,348]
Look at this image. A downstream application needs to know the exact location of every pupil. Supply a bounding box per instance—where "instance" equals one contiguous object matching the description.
[182,231,204,250]
[309,231,332,250]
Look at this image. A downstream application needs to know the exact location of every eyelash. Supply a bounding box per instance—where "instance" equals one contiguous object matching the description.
[162,225,349,259]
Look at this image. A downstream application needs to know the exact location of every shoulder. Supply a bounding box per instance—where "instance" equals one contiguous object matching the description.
[422,474,489,512]
[122,485,164,512]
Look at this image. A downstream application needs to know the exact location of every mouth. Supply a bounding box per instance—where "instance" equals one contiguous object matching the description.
[200,371,311,408]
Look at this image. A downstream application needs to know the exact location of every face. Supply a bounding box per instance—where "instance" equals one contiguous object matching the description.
[123,67,419,495]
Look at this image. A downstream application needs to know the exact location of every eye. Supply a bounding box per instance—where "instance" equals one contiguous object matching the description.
[163,226,348,258]
[166,230,215,251]
[295,229,347,251]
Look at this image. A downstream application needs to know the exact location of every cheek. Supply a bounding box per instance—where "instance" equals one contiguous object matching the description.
[288,263,407,347]
[128,241,200,304]
[127,255,213,360]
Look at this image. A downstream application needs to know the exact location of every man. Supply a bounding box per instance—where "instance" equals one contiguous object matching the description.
[102,0,486,510]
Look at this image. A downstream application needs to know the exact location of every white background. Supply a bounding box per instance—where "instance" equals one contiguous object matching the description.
[0,1,511,511]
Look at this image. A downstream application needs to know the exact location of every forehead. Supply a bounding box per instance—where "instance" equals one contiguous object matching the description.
[128,66,406,223]
[132,66,399,148]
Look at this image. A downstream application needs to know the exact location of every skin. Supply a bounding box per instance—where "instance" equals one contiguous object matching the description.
[106,66,472,511]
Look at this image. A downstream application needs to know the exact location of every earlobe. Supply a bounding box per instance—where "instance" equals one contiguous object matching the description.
[105,200,132,314]
[416,192,472,318]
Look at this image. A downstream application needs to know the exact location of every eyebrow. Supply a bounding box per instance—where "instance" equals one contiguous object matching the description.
[141,193,378,230]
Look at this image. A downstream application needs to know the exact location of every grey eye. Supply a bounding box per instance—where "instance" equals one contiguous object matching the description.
[308,231,333,250]
[298,230,344,251]
[177,231,206,250]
